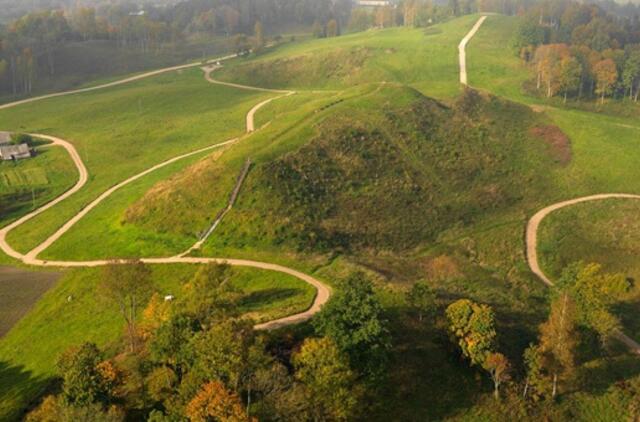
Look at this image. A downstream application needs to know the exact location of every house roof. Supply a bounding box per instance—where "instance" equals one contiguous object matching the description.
[0,132,11,145]
[0,143,30,160]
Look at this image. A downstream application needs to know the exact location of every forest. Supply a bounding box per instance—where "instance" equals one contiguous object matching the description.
[512,1,640,101]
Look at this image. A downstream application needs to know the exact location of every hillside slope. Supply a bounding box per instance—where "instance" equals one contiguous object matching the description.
[125,85,565,256]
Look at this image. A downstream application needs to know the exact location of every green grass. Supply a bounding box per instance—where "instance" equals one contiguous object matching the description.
[0,68,273,256]
[216,15,481,99]
[0,263,314,421]
[0,146,76,227]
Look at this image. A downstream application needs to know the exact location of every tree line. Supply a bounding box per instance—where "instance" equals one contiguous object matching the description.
[0,0,353,97]
[512,0,640,102]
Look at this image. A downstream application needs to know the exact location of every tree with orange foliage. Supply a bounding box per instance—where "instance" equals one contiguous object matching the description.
[593,58,618,103]
[533,44,572,97]
[186,381,254,422]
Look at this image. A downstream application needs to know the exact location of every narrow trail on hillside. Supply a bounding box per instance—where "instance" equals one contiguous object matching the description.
[0,61,330,331]
[459,15,487,85]
[460,15,640,354]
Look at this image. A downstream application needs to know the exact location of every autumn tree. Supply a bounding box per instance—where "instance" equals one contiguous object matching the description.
[406,280,436,322]
[538,293,577,398]
[483,352,510,399]
[326,19,339,37]
[593,58,618,103]
[293,337,359,421]
[445,299,497,367]
[253,21,264,53]
[314,272,391,381]
[186,381,253,422]
[99,260,153,353]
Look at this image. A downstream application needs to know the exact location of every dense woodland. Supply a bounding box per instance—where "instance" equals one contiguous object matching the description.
[512,1,640,102]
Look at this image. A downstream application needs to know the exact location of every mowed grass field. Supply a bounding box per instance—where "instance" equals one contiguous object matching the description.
[0,68,273,256]
[216,14,480,99]
[0,264,315,421]
[0,146,76,228]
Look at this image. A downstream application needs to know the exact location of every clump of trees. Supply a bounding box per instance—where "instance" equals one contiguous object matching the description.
[513,1,640,103]
[27,264,391,421]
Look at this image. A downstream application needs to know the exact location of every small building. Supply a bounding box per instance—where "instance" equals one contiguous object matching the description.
[0,132,11,145]
[357,0,393,6]
[0,143,32,161]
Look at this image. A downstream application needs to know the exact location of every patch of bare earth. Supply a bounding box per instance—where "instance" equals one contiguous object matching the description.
[530,125,572,166]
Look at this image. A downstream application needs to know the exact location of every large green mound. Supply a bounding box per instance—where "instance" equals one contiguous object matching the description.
[125,85,564,254]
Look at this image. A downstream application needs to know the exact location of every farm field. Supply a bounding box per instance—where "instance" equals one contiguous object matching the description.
[0,146,76,228]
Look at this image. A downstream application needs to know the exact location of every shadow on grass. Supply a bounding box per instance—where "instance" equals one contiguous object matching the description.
[240,288,300,308]
[0,361,54,421]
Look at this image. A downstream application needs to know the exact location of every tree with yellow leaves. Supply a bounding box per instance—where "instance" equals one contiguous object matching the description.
[186,381,254,422]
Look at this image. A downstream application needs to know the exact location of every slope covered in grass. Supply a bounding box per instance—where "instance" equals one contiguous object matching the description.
[127,85,564,257]
[215,14,480,98]
[0,68,272,256]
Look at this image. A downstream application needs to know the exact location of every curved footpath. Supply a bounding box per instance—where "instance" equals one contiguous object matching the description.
[460,16,640,354]
[0,62,330,331]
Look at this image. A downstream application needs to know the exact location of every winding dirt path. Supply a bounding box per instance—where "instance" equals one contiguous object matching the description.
[0,63,329,331]
[459,15,487,86]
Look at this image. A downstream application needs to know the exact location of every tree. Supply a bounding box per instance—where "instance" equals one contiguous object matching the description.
[149,313,198,373]
[56,343,114,406]
[483,352,510,399]
[146,366,178,405]
[293,337,359,421]
[593,58,618,103]
[406,280,436,322]
[557,262,629,342]
[314,272,391,381]
[523,344,550,402]
[186,381,253,422]
[445,299,497,367]
[558,56,582,101]
[539,293,577,398]
[253,21,264,53]
[326,19,338,37]
[100,260,153,353]
[312,20,325,38]
[182,263,240,325]
[191,319,255,391]
[349,9,373,32]
[622,50,640,101]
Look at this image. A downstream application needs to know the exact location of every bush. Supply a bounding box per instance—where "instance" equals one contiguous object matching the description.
[11,133,34,146]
